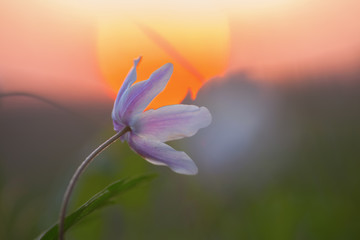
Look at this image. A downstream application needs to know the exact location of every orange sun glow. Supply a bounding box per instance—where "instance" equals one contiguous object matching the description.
[96,0,230,109]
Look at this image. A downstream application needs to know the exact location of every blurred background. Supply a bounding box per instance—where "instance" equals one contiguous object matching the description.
[1,0,360,239]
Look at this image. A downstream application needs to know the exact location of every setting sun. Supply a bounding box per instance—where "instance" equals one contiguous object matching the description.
[96,0,230,109]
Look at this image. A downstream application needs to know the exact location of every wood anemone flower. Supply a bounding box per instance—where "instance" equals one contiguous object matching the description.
[112,57,212,175]
[58,57,212,239]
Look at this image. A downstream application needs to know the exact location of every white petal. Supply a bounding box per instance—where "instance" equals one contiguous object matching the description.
[112,56,141,125]
[128,133,198,175]
[133,104,211,142]
[117,63,173,125]
[113,119,126,132]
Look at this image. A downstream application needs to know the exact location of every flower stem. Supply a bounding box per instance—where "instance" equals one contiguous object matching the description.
[58,126,130,240]
[0,91,75,115]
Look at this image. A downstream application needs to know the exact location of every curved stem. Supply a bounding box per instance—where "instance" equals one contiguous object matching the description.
[0,91,92,126]
[0,92,74,115]
[59,127,131,240]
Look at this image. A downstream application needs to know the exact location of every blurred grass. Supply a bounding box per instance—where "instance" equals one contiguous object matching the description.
[1,79,360,239]
[37,174,156,240]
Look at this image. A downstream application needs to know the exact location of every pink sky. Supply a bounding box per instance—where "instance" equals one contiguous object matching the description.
[0,0,359,104]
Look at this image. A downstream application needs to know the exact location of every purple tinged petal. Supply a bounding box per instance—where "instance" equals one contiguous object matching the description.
[112,56,141,126]
[113,119,126,132]
[113,121,130,142]
[117,56,142,100]
[117,63,174,124]
[128,133,198,175]
[111,58,211,175]
[133,104,212,142]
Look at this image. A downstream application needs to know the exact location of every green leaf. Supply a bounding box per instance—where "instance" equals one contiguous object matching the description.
[36,174,157,240]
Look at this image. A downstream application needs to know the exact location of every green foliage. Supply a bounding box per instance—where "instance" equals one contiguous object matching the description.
[36,174,156,240]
